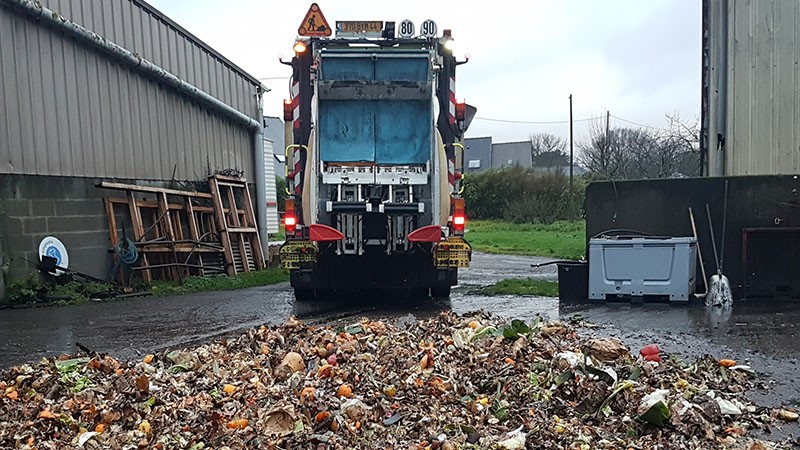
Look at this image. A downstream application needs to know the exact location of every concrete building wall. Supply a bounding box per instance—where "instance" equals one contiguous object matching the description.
[1,175,126,281]
[0,0,261,181]
[463,137,492,173]
[705,0,800,176]
[491,141,532,169]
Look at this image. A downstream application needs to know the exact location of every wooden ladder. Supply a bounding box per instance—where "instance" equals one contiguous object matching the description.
[208,175,266,275]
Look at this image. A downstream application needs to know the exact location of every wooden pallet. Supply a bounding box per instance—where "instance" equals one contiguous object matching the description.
[100,177,264,283]
[208,175,266,275]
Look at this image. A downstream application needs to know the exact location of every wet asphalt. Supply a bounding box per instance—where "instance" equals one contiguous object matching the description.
[2,251,800,418]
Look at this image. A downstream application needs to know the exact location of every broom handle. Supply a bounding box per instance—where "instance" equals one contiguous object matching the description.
[689,207,708,296]
[720,180,728,271]
[705,204,721,274]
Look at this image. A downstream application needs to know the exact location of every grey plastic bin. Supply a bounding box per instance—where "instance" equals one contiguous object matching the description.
[588,236,697,302]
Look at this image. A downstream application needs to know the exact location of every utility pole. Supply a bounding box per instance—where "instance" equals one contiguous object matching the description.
[603,110,610,175]
[568,94,574,193]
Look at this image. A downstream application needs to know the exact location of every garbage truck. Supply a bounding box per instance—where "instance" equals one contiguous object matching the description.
[280,5,475,300]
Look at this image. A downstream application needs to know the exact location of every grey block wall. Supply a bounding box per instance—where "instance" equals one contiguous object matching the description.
[0,175,112,285]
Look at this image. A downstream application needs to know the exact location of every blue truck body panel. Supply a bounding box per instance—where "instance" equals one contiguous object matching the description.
[318,52,432,165]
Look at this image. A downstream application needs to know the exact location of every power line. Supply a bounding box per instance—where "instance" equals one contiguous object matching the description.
[258,76,291,81]
[609,114,664,130]
[473,115,604,125]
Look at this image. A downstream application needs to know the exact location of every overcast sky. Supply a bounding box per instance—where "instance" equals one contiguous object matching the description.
[147,0,701,144]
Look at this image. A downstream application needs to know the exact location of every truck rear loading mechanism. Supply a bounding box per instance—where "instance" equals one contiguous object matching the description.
[279,5,474,300]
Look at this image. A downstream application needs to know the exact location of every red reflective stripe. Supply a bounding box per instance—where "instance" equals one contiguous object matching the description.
[291,81,300,129]
[294,157,302,195]
[448,76,456,125]
[447,158,455,191]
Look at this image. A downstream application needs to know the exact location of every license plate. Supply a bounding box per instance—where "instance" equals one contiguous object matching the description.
[338,21,382,33]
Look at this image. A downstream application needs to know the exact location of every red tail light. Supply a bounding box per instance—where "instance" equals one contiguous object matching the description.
[455,99,466,121]
[284,198,297,235]
[453,215,465,233]
[452,197,466,234]
[283,99,293,122]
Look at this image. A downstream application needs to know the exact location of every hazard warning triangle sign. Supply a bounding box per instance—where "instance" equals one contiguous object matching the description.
[298,3,332,37]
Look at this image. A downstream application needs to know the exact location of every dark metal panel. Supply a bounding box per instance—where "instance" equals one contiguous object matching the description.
[48,33,69,176]
[139,76,156,178]
[107,59,122,178]
[13,18,34,173]
[37,27,64,175]
[128,74,147,178]
[99,0,113,42]
[29,22,49,174]
[112,2,132,49]
[729,0,753,174]
[725,0,800,175]
[751,0,774,175]
[586,176,800,299]
[152,83,166,179]
[167,28,179,82]
[176,29,187,82]
[234,67,245,113]
[0,8,20,174]
[117,71,135,178]
[772,0,796,173]
[142,10,158,67]
[1,1,258,181]
[120,0,135,55]
[165,86,180,179]
[199,48,210,101]
[132,6,145,65]
[60,24,84,175]
[82,42,104,177]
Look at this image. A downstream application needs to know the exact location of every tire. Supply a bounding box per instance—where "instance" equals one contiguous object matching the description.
[294,288,315,302]
[430,286,451,299]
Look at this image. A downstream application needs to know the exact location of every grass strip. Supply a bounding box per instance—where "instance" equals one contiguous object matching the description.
[150,268,289,296]
[480,278,559,297]
[466,220,585,260]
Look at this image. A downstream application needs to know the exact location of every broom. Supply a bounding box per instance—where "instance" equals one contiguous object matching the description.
[705,183,732,306]
[688,207,708,300]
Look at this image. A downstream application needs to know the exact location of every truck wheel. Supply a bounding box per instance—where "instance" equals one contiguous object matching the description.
[430,286,451,298]
[294,288,315,302]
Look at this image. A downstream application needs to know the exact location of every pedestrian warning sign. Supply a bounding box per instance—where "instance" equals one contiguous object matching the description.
[298,3,332,37]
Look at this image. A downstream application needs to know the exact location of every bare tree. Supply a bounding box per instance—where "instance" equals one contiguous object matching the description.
[663,113,701,177]
[529,133,568,169]
[578,114,701,180]
[577,120,658,179]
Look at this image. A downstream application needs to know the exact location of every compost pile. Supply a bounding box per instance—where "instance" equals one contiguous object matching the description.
[0,312,794,449]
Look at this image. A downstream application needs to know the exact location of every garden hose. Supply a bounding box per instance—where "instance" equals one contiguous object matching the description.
[115,238,139,265]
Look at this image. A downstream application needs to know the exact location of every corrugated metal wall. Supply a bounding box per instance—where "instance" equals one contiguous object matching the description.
[263,139,279,235]
[724,0,800,175]
[0,0,260,181]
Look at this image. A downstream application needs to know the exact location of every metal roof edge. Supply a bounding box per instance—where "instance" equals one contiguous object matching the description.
[131,0,266,91]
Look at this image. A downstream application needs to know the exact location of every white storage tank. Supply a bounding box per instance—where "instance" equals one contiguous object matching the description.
[588,236,697,302]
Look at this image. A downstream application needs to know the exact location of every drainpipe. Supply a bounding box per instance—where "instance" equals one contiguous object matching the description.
[707,0,728,177]
[715,0,729,176]
[3,0,274,256]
